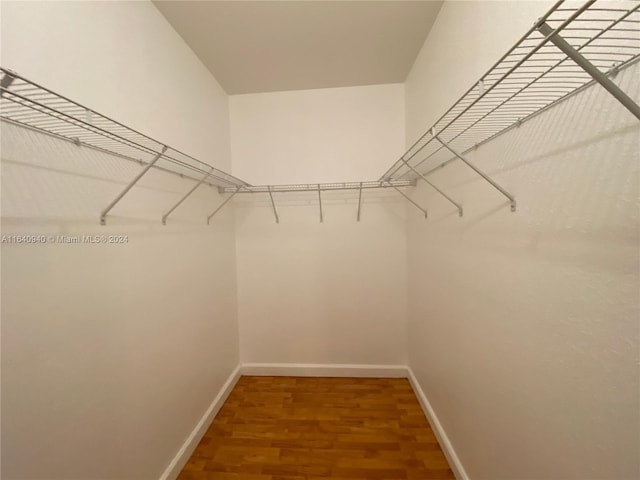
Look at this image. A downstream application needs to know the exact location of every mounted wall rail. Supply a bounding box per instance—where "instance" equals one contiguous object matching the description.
[380,0,640,205]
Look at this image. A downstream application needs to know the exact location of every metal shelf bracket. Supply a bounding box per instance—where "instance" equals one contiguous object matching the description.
[317,184,323,223]
[267,186,280,224]
[162,168,213,225]
[434,135,516,212]
[400,159,463,217]
[537,21,640,120]
[386,181,428,218]
[206,186,241,224]
[357,182,363,222]
[100,145,168,225]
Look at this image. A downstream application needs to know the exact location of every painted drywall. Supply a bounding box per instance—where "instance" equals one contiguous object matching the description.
[1,2,239,479]
[230,84,408,365]
[404,2,640,478]
[230,84,405,184]
[0,0,231,165]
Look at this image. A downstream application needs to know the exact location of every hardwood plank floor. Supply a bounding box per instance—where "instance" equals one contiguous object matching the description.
[178,376,455,480]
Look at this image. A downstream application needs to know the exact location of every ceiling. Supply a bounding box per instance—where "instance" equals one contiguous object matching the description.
[153,1,443,95]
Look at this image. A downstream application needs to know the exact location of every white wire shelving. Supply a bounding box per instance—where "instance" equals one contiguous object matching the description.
[380,0,640,213]
[0,68,248,189]
[0,67,255,224]
[219,180,420,223]
[1,0,639,224]
[0,68,412,224]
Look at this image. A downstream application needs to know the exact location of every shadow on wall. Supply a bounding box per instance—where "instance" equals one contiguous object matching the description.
[0,122,233,231]
[407,62,639,275]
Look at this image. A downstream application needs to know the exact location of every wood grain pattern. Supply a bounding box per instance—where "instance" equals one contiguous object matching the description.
[178,376,455,480]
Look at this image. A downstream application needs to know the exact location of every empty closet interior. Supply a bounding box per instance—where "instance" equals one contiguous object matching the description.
[1,0,639,479]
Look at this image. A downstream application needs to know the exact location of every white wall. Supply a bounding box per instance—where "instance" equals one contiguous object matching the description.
[4,1,638,479]
[230,84,408,365]
[404,1,640,479]
[405,0,554,143]
[1,2,239,479]
[231,84,404,184]
[0,0,231,166]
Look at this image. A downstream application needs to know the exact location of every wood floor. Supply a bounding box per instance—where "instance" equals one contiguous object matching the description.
[178,376,455,480]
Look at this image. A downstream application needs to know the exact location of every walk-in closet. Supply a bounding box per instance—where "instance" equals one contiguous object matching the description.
[1,1,638,479]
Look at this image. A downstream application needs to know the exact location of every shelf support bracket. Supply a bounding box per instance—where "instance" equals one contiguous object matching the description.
[434,135,516,212]
[537,22,640,121]
[267,186,279,224]
[100,145,168,225]
[386,181,427,219]
[207,186,240,224]
[400,159,463,217]
[317,184,323,223]
[357,182,363,222]
[162,168,213,225]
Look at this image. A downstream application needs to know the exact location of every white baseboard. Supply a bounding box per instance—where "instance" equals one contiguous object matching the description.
[240,362,408,378]
[407,368,469,480]
[159,364,241,480]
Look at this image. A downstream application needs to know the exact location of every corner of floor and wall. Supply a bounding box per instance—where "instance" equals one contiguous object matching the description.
[1,1,639,480]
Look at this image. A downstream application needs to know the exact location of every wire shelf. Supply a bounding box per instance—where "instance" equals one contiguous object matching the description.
[0,67,249,188]
[0,68,416,224]
[0,68,412,198]
[380,0,640,182]
[2,0,637,223]
[222,180,415,194]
